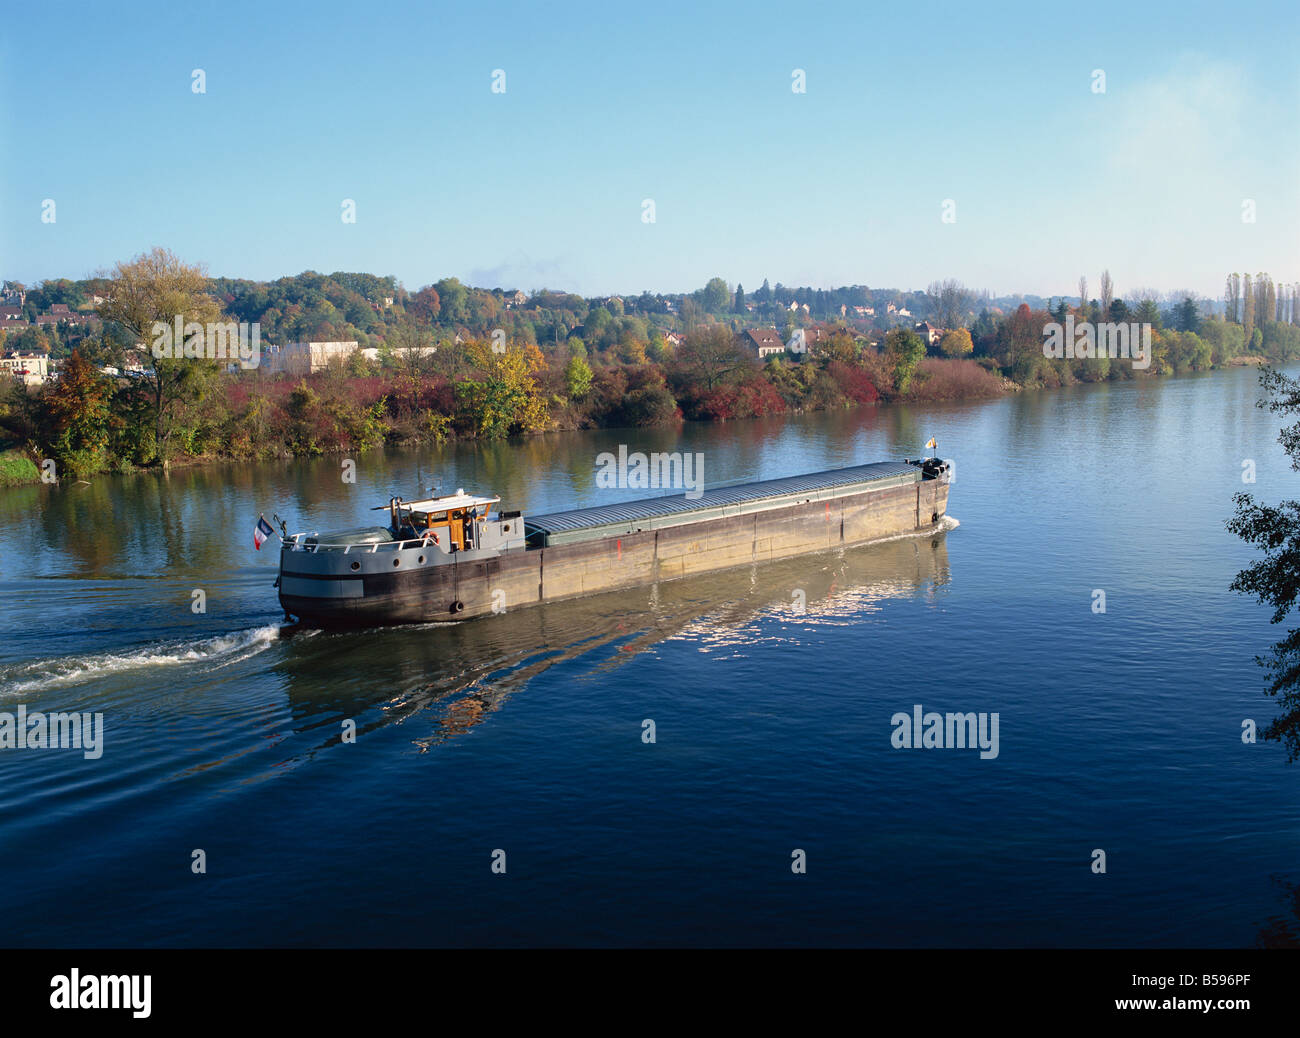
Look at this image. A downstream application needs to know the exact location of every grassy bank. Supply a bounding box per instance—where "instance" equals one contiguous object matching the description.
[0,449,40,487]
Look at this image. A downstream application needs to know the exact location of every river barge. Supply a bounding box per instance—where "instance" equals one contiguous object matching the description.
[275,457,951,626]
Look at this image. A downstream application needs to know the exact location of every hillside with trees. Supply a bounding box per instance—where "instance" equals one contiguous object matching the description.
[1,253,1297,480]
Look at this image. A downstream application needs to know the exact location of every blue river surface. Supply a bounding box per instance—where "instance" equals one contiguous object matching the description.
[2,364,1299,947]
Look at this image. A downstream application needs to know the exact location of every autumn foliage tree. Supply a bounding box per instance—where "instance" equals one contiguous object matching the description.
[96,248,223,466]
[408,285,441,324]
[454,340,550,439]
[41,350,113,476]
[938,328,974,357]
[671,325,753,392]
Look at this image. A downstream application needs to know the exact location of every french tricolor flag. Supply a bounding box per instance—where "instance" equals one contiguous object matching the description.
[254,516,275,551]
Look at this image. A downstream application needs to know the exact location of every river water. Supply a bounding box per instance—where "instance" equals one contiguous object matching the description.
[2,366,1298,946]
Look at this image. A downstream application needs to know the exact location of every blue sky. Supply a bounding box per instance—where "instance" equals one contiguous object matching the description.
[2,0,1297,300]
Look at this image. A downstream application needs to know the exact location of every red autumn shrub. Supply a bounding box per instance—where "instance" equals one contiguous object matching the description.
[905,358,1006,401]
[827,360,881,404]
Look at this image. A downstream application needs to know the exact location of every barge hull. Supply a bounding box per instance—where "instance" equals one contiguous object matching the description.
[279,476,949,626]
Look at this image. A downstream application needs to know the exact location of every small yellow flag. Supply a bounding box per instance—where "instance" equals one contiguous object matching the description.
[925,437,938,450]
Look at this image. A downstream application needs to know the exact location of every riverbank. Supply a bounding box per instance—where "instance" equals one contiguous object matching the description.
[0,345,1280,487]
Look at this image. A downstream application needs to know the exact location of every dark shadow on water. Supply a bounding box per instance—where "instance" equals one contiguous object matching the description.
[271,528,953,752]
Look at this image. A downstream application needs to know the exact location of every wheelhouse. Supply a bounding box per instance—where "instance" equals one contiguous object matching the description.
[383,490,501,553]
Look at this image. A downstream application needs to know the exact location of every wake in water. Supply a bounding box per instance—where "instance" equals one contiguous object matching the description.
[0,624,285,696]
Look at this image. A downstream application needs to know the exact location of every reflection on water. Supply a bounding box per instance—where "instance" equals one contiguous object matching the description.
[0,401,970,582]
[275,526,952,753]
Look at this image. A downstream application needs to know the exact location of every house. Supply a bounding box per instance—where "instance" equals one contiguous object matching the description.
[663,331,685,349]
[262,340,360,375]
[742,327,786,358]
[504,289,528,309]
[35,304,94,328]
[914,321,944,345]
[0,352,51,386]
[802,324,832,350]
[852,305,874,317]
[896,307,912,318]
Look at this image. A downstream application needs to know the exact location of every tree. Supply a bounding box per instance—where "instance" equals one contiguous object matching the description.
[884,328,926,393]
[41,349,112,476]
[1226,273,1241,324]
[434,277,468,324]
[582,306,613,348]
[564,354,592,400]
[699,277,731,314]
[971,309,997,353]
[1175,296,1201,334]
[1132,294,1162,330]
[1004,303,1041,370]
[6,326,51,355]
[679,298,702,332]
[1100,270,1114,316]
[672,325,751,391]
[387,318,434,375]
[409,285,441,324]
[734,284,746,314]
[1243,274,1256,342]
[938,328,974,357]
[96,247,223,466]
[454,340,549,439]
[1227,367,1300,760]
[926,279,973,330]
[818,331,858,364]
[1078,276,1088,311]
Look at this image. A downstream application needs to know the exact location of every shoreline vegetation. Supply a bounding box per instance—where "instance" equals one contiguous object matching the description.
[2,250,1297,486]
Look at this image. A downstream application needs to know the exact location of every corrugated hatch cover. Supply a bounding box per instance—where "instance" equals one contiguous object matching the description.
[525,461,919,546]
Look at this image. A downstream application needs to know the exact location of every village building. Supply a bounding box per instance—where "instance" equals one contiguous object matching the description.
[262,340,360,375]
[742,327,786,358]
[0,352,53,386]
[914,321,944,345]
